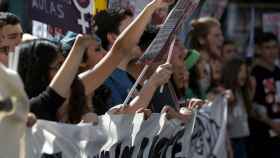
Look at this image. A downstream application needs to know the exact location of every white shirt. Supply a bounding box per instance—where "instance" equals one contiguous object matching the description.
[0,64,29,158]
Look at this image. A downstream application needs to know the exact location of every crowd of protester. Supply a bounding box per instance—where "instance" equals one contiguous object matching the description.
[0,0,280,158]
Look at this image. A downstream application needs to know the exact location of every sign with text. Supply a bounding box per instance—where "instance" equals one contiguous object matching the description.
[26,113,195,158]
[138,0,200,64]
[28,0,94,33]
[24,95,228,158]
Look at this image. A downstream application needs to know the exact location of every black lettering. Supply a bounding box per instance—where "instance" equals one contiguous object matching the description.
[171,129,184,158]
[41,152,62,158]
[153,138,169,158]
[148,136,159,158]
[100,151,110,158]
[115,143,122,158]
[137,138,149,158]
[121,146,134,158]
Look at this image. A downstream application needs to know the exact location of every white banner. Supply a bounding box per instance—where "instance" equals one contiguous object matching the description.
[189,95,228,158]
[0,64,228,158]
[26,112,195,158]
[23,95,227,158]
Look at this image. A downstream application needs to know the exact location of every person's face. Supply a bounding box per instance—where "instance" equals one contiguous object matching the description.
[206,25,224,58]
[261,40,278,65]
[108,15,133,48]
[211,60,222,83]
[171,40,188,69]
[222,43,237,61]
[173,65,189,89]
[48,53,65,81]
[85,42,107,68]
[238,64,247,87]
[2,24,23,52]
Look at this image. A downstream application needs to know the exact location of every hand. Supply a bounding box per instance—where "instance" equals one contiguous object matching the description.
[136,108,152,120]
[110,105,152,120]
[150,0,175,9]
[109,104,134,114]
[75,34,98,51]
[150,63,172,87]
[223,89,236,106]
[161,106,191,125]
[26,113,37,128]
[81,112,98,124]
[185,98,206,110]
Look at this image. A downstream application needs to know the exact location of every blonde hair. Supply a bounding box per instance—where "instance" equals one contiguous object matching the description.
[189,17,220,50]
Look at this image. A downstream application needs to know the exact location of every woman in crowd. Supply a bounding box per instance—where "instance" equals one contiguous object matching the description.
[16,0,176,123]
[221,57,253,158]
[188,17,224,100]
[17,36,96,123]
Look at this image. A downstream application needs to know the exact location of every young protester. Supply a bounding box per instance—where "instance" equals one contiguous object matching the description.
[221,57,252,158]
[17,0,176,123]
[249,32,280,158]
[92,8,142,107]
[222,40,239,62]
[188,17,224,100]
[17,36,96,123]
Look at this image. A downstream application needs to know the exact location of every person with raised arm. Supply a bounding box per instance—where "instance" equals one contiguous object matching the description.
[79,0,175,96]
[17,35,97,122]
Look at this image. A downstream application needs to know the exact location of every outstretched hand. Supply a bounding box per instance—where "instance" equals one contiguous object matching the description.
[74,34,98,51]
[150,63,173,87]
[185,98,207,110]
[151,0,175,9]
[161,106,192,125]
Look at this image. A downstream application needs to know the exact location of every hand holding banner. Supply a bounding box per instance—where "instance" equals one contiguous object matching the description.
[138,0,200,64]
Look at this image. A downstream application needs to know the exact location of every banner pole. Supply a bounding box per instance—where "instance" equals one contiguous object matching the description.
[160,37,176,93]
[123,65,150,107]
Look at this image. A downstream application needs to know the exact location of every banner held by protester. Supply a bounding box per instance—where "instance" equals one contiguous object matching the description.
[26,112,196,158]
[138,0,200,64]
[189,95,228,158]
[123,0,200,106]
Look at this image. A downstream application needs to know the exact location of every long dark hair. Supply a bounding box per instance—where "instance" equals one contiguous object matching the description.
[67,77,89,124]
[17,39,89,123]
[17,39,61,98]
[221,57,252,113]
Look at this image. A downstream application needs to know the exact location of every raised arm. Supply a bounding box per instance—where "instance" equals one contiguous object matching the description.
[114,0,174,51]
[49,35,96,97]
[80,0,175,95]
[126,63,172,112]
